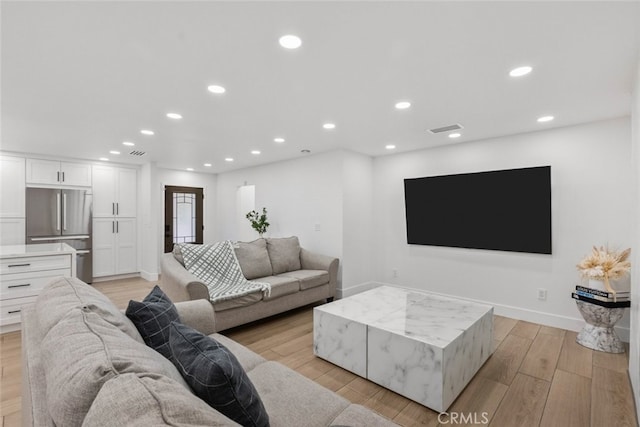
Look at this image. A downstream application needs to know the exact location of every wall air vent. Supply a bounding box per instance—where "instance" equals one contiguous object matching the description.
[428,124,464,134]
[129,150,146,156]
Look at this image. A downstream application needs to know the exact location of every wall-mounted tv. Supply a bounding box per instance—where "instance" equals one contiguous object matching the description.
[404,166,552,254]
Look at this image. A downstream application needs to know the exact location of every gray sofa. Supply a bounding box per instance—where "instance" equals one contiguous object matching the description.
[22,277,397,426]
[160,236,339,331]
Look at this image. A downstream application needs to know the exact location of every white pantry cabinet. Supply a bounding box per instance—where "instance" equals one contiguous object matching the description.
[92,218,137,277]
[0,155,26,244]
[26,159,92,187]
[92,165,137,218]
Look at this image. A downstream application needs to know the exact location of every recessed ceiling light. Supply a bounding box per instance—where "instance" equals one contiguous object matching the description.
[251,150,261,155]
[140,129,154,136]
[323,123,336,130]
[99,157,109,161]
[207,85,226,94]
[186,168,194,172]
[448,133,462,139]
[385,144,396,150]
[395,101,411,110]
[537,115,554,123]
[122,141,135,146]
[225,158,234,162]
[509,66,533,77]
[109,150,120,155]
[279,35,302,49]
[274,137,285,143]
[204,163,212,167]
[166,113,182,120]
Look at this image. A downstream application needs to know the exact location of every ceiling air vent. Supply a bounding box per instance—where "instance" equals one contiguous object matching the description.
[428,124,463,134]
[129,150,146,156]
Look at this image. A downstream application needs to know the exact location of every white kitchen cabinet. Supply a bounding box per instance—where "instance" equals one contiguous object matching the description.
[93,217,137,277]
[26,159,92,187]
[92,165,137,217]
[0,243,75,331]
[0,155,26,218]
[0,218,25,245]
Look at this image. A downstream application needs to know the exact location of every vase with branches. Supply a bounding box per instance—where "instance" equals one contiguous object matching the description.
[246,207,270,237]
[577,245,631,300]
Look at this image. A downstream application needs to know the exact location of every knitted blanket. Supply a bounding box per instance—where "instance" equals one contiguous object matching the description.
[178,241,271,304]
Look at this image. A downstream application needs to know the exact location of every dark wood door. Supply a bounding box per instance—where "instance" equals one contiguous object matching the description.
[164,186,204,253]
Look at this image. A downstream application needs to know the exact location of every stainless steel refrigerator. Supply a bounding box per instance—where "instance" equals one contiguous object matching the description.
[26,188,93,283]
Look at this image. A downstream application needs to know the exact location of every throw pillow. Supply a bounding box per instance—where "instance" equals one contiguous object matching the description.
[168,321,270,427]
[234,238,273,280]
[266,236,301,274]
[126,285,180,360]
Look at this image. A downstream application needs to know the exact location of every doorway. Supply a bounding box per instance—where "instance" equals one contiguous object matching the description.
[164,186,204,253]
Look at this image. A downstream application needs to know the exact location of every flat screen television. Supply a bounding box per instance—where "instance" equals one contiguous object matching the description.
[404,166,552,254]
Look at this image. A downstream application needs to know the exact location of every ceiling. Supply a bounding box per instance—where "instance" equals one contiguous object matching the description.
[2,1,639,173]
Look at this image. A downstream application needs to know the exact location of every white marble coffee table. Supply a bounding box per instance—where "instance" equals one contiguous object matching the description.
[313,286,493,412]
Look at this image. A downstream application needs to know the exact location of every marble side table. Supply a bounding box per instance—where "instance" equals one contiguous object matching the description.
[574,300,628,353]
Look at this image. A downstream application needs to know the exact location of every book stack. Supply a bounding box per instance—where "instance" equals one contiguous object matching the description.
[572,285,631,308]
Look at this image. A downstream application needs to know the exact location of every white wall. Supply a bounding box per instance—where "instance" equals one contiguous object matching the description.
[341,151,375,295]
[630,55,640,422]
[138,162,159,281]
[372,118,633,336]
[214,151,344,271]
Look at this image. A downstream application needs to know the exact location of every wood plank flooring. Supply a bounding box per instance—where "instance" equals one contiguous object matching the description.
[1,277,638,427]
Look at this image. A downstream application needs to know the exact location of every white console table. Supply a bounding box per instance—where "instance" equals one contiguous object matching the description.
[0,243,76,332]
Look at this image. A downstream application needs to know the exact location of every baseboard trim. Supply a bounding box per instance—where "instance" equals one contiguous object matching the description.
[349,281,630,342]
[337,281,379,299]
[140,270,159,282]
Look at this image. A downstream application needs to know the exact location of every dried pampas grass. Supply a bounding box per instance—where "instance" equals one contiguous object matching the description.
[577,246,631,298]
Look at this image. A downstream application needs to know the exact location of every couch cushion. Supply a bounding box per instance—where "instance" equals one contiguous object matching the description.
[234,239,273,280]
[126,285,180,360]
[213,333,267,372]
[213,290,263,311]
[279,270,329,291]
[266,236,301,274]
[169,322,270,427]
[173,244,185,266]
[41,308,189,427]
[259,275,300,300]
[248,361,350,427]
[36,276,143,343]
[83,373,239,427]
[331,404,398,426]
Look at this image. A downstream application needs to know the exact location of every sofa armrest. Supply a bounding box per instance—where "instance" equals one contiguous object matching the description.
[300,248,339,298]
[160,253,209,302]
[175,299,217,336]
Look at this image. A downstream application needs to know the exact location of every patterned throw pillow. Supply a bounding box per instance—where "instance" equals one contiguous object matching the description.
[126,286,180,360]
[168,321,270,427]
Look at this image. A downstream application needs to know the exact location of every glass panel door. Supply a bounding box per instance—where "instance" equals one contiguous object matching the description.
[164,186,203,252]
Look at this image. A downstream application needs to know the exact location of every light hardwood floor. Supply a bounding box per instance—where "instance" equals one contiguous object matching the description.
[1,277,637,427]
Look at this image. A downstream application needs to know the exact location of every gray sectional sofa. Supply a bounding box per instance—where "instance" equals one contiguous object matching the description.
[160,236,339,331]
[22,277,397,426]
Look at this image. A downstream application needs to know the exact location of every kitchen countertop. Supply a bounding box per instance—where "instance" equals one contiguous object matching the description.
[0,243,76,258]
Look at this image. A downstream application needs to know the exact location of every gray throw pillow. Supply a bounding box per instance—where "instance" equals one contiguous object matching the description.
[168,321,270,427]
[126,285,180,360]
[266,236,301,274]
[234,239,273,280]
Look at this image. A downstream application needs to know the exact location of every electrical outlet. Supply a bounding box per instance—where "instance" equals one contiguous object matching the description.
[537,288,547,301]
[314,223,321,232]
[392,269,398,278]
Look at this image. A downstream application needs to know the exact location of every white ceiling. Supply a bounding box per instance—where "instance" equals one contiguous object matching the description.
[2,1,639,173]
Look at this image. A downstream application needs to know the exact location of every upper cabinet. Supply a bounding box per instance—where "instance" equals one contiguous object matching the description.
[0,156,26,217]
[26,159,92,187]
[92,165,137,218]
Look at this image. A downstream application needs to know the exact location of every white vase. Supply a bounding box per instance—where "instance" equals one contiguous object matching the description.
[587,278,606,291]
